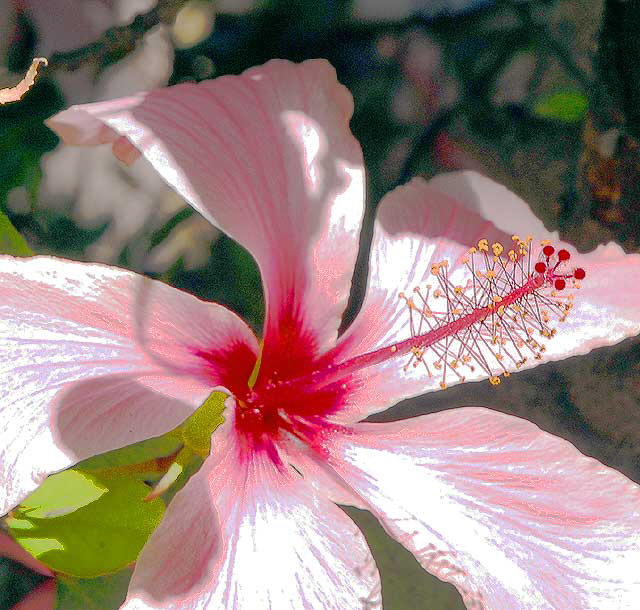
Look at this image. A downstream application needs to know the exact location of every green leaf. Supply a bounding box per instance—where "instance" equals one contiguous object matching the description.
[56,569,132,610]
[77,434,181,477]
[0,209,32,256]
[7,470,164,578]
[180,390,226,456]
[533,90,589,123]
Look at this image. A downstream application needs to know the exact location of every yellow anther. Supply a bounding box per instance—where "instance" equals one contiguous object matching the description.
[503,371,510,377]
[452,308,462,315]
[508,250,517,261]
[489,376,501,385]
[512,235,520,242]
[461,257,469,264]
[431,264,441,276]
[492,295,503,303]
[476,270,485,278]
[462,355,472,363]
[450,360,458,368]
[468,247,477,254]
[495,353,504,361]
[492,242,504,256]
[454,286,463,295]
[440,382,447,390]
[497,305,505,316]
[478,238,489,252]
[485,270,497,279]
[540,239,551,246]
[434,289,442,298]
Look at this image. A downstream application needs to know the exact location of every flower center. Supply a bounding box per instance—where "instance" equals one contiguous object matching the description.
[202,237,585,464]
[272,237,586,393]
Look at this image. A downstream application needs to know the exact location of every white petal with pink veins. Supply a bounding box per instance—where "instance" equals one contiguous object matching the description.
[125,425,381,610]
[46,59,366,360]
[327,407,640,609]
[0,255,258,514]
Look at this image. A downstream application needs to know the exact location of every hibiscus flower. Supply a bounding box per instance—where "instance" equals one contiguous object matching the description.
[2,59,639,609]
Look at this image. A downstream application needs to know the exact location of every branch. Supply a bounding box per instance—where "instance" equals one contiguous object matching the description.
[45,0,188,72]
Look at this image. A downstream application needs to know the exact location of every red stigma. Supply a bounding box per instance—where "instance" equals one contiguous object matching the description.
[543,245,555,257]
[534,262,546,274]
[558,249,570,261]
[574,268,586,280]
[554,279,566,290]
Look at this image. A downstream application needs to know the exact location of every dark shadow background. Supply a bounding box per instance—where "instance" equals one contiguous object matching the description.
[1,0,639,608]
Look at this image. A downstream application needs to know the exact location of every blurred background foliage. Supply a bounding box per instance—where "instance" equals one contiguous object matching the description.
[1,0,640,608]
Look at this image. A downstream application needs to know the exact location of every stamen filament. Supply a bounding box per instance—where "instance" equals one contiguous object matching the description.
[277,241,585,394]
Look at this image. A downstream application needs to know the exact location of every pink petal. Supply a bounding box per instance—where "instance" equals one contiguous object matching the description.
[0,531,52,577]
[0,255,258,514]
[46,59,366,367]
[334,174,640,421]
[125,420,381,609]
[12,580,56,610]
[327,408,640,610]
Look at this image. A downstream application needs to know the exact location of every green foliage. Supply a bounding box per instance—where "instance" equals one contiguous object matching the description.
[0,557,48,610]
[167,235,264,331]
[0,79,63,205]
[534,91,589,123]
[6,470,164,578]
[344,507,464,610]
[56,569,132,610]
[180,391,226,456]
[77,435,181,478]
[0,210,31,256]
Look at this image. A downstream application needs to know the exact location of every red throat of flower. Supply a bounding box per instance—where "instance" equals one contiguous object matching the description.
[215,236,586,462]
